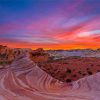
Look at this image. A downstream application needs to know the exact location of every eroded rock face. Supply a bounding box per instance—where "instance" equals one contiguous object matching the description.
[30,48,49,63]
[0,45,32,66]
[0,54,100,100]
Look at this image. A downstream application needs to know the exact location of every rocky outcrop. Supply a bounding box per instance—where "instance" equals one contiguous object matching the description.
[0,54,100,100]
[0,45,32,66]
[30,48,49,63]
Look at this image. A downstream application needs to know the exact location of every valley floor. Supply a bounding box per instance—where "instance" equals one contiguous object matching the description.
[38,57,100,82]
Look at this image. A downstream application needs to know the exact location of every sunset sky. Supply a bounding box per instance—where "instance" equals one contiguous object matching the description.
[0,0,100,50]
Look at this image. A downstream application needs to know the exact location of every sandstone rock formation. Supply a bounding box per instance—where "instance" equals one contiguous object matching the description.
[0,45,32,66]
[30,48,49,63]
[0,54,100,100]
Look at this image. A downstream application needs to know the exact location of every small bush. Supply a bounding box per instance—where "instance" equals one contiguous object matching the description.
[87,71,93,75]
[82,73,86,76]
[91,64,94,66]
[97,70,100,72]
[72,74,77,77]
[86,68,89,70]
[78,71,82,74]
[66,79,72,83]
[66,68,72,73]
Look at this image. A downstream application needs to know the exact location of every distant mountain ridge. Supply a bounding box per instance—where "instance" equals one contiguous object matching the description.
[47,48,100,58]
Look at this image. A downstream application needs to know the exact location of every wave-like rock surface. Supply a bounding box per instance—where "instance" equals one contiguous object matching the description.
[0,55,100,100]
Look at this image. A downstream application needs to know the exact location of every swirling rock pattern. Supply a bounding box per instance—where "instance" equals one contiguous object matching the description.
[0,54,100,100]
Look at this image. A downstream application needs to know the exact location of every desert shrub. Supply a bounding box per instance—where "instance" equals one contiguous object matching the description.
[87,71,93,75]
[97,70,100,72]
[91,64,94,66]
[63,62,69,64]
[0,60,12,65]
[72,74,77,77]
[86,68,89,70]
[78,71,82,74]
[48,56,55,61]
[0,62,3,64]
[66,68,72,73]
[0,54,6,58]
[66,79,72,83]
[82,73,86,76]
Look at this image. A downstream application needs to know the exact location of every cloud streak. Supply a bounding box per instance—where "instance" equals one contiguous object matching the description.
[0,0,100,49]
